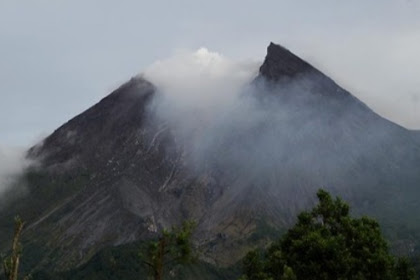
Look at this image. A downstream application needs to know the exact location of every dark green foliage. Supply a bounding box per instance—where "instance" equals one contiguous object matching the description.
[395,258,417,280]
[29,242,147,280]
[247,220,284,243]
[28,240,240,280]
[240,189,417,280]
[140,221,196,280]
[239,250,269,280]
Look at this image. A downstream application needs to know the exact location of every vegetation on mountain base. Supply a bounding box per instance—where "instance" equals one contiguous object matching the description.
[239,189,416,280]
[2,190,417,280]
[140,221,196,280]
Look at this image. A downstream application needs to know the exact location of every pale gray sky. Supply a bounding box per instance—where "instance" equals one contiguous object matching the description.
[1,0,420,147]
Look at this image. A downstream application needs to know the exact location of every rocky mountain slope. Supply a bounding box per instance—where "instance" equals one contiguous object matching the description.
[1,42,420,276]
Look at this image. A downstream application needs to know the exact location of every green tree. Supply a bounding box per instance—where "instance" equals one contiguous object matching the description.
[240,189,416,280]
[140,221,196,280]
[395,258,417,280]
[239,250,271,280]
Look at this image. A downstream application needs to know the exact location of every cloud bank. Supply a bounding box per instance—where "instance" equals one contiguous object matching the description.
[143,48,259,153]
[144,48,258,111]
[140,48,408,208]
[0,145,31,196]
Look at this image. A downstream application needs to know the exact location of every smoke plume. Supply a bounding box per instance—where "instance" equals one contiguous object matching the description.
[141,47,408,209]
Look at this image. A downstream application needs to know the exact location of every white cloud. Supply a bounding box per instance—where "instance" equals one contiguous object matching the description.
[144,48,259,111]
[0,145,31,195]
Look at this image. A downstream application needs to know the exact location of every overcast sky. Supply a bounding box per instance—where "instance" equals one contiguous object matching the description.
[1,0,419,147]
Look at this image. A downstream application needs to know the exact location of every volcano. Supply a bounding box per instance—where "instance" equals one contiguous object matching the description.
[1,42,420,278]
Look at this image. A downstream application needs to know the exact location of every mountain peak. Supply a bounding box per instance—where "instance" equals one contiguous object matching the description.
[259,42,314,81]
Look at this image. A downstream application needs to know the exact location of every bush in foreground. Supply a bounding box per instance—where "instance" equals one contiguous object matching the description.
[240,189,416,280]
